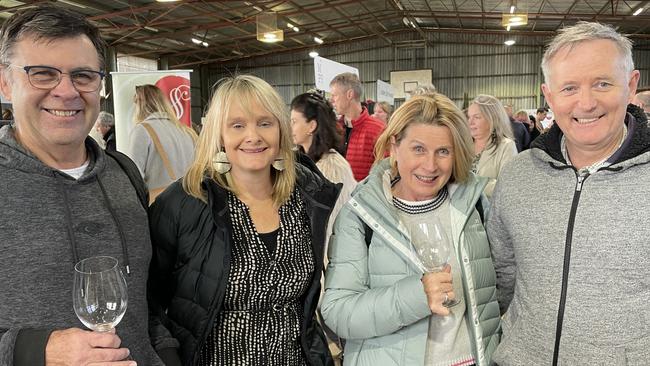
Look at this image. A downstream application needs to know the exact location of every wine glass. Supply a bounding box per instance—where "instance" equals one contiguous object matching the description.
[407,218,460,307]
[73,256,128,332]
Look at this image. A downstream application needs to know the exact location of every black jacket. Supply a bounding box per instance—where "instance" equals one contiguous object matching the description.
[510,117,531,152]
[148,155,340,366]
[103,125,116,151]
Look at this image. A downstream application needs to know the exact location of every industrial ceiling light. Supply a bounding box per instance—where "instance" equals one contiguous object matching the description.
[502,13,528,28]
[314,36,324,44]
[309,51,319,58]
[633,7,645,16]
[257,12,284,43]
[503,0,527,29]
[504,39,516,46]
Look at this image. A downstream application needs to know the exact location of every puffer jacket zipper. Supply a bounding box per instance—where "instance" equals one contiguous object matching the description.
[552,170,589,365]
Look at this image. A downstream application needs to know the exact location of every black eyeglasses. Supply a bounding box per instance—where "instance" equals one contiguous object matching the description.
[8,64,105,93]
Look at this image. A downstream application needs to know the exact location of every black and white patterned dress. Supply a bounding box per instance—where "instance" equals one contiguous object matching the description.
[198,188,315,366]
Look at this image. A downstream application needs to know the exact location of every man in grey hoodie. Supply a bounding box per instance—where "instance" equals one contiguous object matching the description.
[0,5,169,366]
[487,22,649,365]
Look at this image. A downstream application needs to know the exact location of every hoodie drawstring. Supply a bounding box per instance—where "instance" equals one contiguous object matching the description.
[96,176,132,275]
[59,179,81,268]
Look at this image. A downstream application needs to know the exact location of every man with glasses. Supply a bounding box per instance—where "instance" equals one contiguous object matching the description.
[0,5,168,366]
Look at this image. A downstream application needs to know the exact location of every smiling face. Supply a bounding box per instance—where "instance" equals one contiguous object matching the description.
[467,103,492,141]
[542,39,639,162]
[222,99,280,179]
[0,35,101,163]
[390,123,455,201]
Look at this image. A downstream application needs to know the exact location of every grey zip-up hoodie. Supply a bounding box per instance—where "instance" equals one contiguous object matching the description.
[487,115,650,365]
[0,125,165,366]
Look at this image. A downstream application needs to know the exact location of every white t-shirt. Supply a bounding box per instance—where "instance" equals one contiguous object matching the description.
[59,160,90,180]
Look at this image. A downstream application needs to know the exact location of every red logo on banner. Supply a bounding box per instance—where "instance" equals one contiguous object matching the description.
[155,76,191,127]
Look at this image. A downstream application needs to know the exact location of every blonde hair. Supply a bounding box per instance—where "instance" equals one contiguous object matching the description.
[470,94,513,150]
[374,93,474,184]
[375,101,393,118]
[514,109,529,119]
[182,75,296,205]
[134,84,197,141]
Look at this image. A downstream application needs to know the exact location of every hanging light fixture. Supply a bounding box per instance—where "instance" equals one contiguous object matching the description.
[257,12,284,43]
[502,13,528,28]
[503,0,528,29]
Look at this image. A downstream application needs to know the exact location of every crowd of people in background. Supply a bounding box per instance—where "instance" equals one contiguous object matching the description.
[1,3,649,366]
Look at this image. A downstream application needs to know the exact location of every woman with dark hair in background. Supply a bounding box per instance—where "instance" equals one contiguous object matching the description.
[290,91,356,244]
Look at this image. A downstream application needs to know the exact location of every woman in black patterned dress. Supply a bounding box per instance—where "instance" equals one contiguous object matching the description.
[147,75,339,366]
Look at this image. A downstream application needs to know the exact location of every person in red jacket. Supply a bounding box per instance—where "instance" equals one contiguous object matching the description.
[329,72,385,181]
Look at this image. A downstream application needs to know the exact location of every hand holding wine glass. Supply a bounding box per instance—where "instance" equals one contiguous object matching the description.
[71,256,134,363]
[408,218,460,309]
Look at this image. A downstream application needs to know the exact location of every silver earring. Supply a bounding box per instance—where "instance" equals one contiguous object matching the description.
[272,158,285,171]
[212,149,231,174]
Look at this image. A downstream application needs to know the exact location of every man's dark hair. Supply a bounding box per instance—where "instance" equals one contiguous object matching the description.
[290,91,342,162]
[536,107,549,114]
[0,4,106,68]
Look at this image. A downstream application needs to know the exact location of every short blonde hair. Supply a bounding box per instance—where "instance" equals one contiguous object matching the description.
[183,75,296,205]
[374,93,474,184]
[375,101,393,116]
[470,94,513,149]
[514,109,529,119]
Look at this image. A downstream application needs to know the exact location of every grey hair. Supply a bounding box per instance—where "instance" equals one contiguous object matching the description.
[541,21,634,85]
[470,94,514,149]
[330,72,363,101]
[0,4,106,68]
[97,111,114,128]
[408,84,437,97]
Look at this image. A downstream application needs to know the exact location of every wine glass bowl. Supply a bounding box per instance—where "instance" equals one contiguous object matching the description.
[73,256,128,332]
[407,219,460,308]
[409,223,451,273]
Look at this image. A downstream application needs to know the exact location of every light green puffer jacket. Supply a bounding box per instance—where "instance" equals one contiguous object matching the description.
[321,160,501,366]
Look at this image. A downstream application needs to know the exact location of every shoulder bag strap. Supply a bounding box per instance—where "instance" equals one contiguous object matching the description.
[141,122,177,180]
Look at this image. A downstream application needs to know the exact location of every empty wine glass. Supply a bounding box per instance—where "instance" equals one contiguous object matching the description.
[73,256,128,332]
[407,218,460,307]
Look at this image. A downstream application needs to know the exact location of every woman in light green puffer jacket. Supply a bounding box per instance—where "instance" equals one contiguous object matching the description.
[321,94,501,366]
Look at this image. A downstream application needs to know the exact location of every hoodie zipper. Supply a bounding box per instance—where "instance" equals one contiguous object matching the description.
[552,170,589,365]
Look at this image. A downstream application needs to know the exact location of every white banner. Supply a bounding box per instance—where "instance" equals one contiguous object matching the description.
[313,56,358,91]
[111,70,192,152]
[376,79,394,104]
